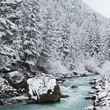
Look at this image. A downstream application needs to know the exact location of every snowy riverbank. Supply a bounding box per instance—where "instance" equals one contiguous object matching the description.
[87,61,110,110]
[0,75,98,110]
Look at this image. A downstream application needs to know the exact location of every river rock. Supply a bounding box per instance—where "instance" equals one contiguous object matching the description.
[60,94,69,98]
[89,80,96,85]
[88,91,95,95]
[0,77,19,98]
[71,85,78,89]
[84,58,101,75]
[80,73,87,77]
[85,96,96,100]
[73,72,78,75]
[91,86,97,90]
[4,71,27,90]
[0,99,4,105]
[27,76,61,103]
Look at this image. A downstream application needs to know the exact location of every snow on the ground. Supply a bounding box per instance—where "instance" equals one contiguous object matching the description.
[74,62,86,74]
[74,57,102,75]
[95,72,110,109]
[84,57,102,74]
[41,58,72,78]
[101,60,110,76]
[0,32,6,38]
[2,0,22,4]
[48,59,71,74]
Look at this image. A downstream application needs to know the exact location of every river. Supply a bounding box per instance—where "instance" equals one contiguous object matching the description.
[0,75,98,110]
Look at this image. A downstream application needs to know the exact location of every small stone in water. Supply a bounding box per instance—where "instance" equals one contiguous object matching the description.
[71,85,78,89]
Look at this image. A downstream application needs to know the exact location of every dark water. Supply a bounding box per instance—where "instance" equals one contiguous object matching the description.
[0,76,97,110]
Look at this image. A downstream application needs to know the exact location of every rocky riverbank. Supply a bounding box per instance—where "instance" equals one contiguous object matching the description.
[0,70,97,106]
[0,58,103,106]
[0,71,68,106]
[86,61,110,110]
[89,77,110,110]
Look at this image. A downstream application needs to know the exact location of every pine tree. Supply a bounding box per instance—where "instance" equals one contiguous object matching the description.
[0,0,21,68]
[14,0,43,67]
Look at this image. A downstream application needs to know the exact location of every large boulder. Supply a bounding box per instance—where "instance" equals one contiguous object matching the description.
[4,71,27,90]
[27,76,61,103]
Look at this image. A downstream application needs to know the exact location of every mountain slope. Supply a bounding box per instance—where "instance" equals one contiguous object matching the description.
[0,0,110,76]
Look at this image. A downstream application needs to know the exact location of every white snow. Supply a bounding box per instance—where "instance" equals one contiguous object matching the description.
[24,49,32,55]
[47,59,71,75]
[95,76,110,109]
[0,18,6,25]
[101,60,110,76]
[83,0,110,18]
[74,62,86,74]
[25,60,35,66]
[3,0,21,4]
[0,32,6,38]
[74,57,102,75]
[27,76,57,100]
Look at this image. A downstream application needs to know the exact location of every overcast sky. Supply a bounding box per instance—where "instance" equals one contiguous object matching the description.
[83,0,110,18]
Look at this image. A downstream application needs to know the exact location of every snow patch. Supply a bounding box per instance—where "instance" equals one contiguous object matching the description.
[27,76,57,100]
[101,60,110,75]
[48,59,71,75]
[84,57,102,74]
[74,62,86,74]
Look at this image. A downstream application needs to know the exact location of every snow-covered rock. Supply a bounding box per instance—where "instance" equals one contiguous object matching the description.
[74,62,86,75]
[8,71,24,83]
[27,76,61,103]
[0,77,19,98]
[5,71,27,89]
[84,58,102,75]
[101,61,110,76]
[93,77,110,110]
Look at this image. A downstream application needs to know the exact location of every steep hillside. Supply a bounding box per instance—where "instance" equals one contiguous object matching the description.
[0,0,110,76]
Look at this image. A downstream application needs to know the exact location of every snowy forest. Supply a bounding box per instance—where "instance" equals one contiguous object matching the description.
[0,0,110,110]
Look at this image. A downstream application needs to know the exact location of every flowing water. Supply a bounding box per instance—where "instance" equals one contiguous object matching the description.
[0,75,98,110]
